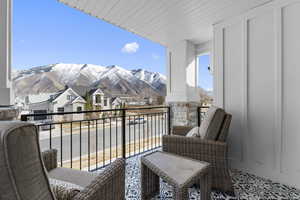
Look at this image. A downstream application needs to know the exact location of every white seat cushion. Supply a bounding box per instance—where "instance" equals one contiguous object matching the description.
[48,167,97,188]
[186,127,203,138]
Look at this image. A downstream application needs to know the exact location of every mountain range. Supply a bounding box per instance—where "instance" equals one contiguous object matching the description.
[12,63,167,99]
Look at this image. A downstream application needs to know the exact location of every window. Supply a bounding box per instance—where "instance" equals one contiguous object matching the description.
[95,94,102,103]
[67,95,72,100]
[57,107,64,112]
[104,98,108,106]
[33,110,47,121]
[198,54,213,105]
[77,106,82,112]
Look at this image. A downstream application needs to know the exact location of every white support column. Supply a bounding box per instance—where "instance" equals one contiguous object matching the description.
[0,0,13,106]
[166,40,200,102]
[0,0,17,120]
[166,40,201,126]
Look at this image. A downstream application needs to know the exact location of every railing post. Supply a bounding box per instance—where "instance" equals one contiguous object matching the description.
[121,109,126,158]
[197,107,201,126]
[21,115,28,121]
[167,107,171,135]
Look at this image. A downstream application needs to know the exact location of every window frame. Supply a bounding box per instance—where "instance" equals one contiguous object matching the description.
[76,106,82,112]
[57,107,64,112]
[95,94,102,104]
[67,95,72,100]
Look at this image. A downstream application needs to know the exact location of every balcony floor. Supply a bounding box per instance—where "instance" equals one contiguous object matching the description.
[97,150,300,200]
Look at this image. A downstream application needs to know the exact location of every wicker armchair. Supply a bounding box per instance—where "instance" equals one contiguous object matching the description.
[0,121,125,200]
[0,121,56,200]
[42,149,125,200]
[162,106,234,193]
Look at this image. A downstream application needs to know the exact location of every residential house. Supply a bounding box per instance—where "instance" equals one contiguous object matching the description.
[111,97,126,108]
[28,88,86,121]
[88,88,111,110]
[112,96,148,106]
[26,87,123,122]
[25,93,56,106]
[24,93,56,120]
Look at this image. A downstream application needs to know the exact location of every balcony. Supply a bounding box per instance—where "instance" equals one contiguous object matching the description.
[18,107,300,199]
[2,0,300,199]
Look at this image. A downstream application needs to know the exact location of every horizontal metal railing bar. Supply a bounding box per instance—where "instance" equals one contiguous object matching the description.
[198,106,210,108]
[34,112,167,126]
[135,112,167,115]
[121,106,169,111]
[21,106,169,119]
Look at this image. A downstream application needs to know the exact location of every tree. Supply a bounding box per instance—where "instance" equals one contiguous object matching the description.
[84,92,93,111]
[157,96,165,105]
[114,105,119,117]
[115,102,126,117]
[84,92,95,120]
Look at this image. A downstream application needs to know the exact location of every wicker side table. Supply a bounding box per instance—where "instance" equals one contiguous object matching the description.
[141,151,211,200]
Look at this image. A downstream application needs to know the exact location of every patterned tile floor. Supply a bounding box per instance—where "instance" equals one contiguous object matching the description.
[120,150,300,200]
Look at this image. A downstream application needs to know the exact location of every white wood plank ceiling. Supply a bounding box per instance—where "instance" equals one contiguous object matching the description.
[58,0,273,46]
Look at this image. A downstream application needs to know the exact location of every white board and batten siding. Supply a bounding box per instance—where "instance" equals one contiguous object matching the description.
[213,0,300,189]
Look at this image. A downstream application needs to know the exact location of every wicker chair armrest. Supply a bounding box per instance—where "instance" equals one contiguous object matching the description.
[42,149,58,171]
[162,135,227,159]
[172,126,194,136]
[74,158,125,200]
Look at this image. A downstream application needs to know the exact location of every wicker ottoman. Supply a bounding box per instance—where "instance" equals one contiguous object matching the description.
[141,151,211,200]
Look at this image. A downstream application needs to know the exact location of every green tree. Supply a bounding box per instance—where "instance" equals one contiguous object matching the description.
[84,92,94,120]
[84,92,93,111]
[157,96,165,105]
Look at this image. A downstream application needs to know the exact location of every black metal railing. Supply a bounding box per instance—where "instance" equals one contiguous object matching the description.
[21,106,170,171]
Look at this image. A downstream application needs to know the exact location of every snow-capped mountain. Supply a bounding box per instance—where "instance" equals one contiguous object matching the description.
[131,69,166,92]
[12,63,166,98]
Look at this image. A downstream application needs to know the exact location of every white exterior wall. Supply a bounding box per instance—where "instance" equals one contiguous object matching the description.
[0,0,13,106]
[52,89,77,112]
[70,102,85,121]
[196,41,212,55]
[213,0,300,189]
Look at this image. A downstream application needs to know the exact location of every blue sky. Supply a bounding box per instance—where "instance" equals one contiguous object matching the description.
[13,0,212,90]
[198,55,213,91]
[12,0,166,74]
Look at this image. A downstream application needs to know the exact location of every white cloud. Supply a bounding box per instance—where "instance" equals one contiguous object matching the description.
[151,53,160,60]
[205,88,213,92]
[122,42,139,53]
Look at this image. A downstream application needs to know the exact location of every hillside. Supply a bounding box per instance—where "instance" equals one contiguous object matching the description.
[12,63,167,99]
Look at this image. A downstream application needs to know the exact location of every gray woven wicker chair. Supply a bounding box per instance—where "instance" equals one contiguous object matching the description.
[162,106,234,193]
[0,121,56,200]
[0,121,125,200]
[42,149,125,200]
